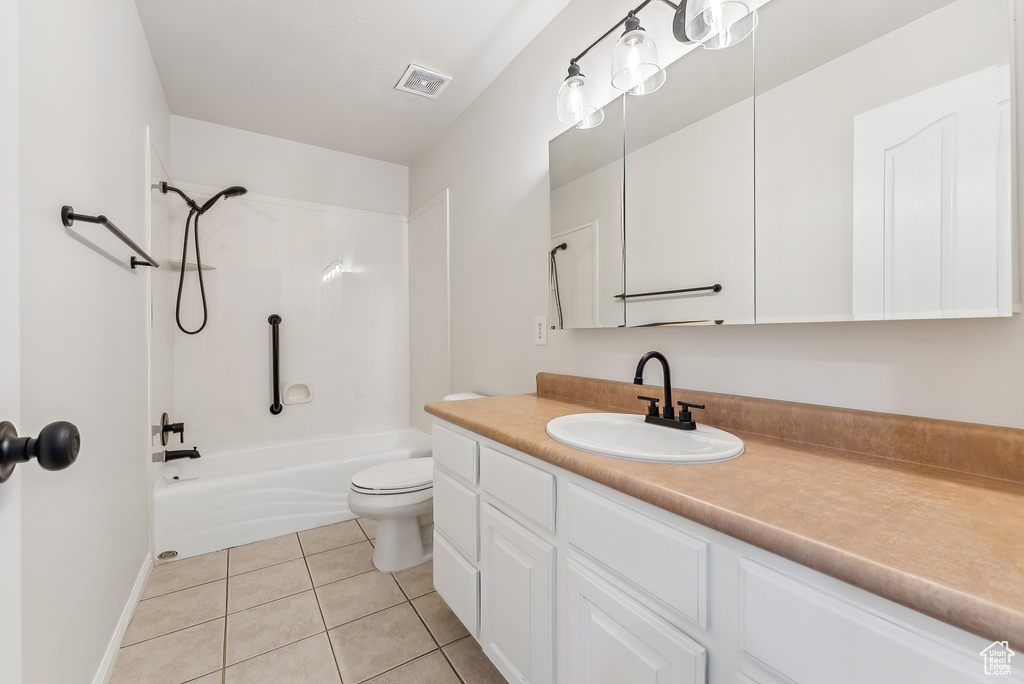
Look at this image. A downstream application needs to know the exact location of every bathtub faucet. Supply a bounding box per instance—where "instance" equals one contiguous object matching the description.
[165,447,201,461]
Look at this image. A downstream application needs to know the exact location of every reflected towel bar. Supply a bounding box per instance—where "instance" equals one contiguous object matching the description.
[61,206,159,269]
[615,284,722,300]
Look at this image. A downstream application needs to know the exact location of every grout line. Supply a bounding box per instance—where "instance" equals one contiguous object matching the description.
[142,572,227,601]
[361,648,442,683]
[305,543,345,683]
[221,567,228,684]
[408,593,441,648]
[439,637,471,684]
[311,565,379,591]
[117,616,225,651]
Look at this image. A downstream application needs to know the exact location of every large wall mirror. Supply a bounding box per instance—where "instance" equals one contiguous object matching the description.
[548,0,1017,329]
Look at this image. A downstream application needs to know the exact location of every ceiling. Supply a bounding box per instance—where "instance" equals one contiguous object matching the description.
[135,0,573,166]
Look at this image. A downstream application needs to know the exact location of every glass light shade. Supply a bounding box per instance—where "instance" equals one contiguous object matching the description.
[684,0,754,48]
[611,28,663,93]
[575,108,605,129]
[556,70,600,127]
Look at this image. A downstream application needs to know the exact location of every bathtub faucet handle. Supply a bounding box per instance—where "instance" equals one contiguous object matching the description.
[160,413,185,446]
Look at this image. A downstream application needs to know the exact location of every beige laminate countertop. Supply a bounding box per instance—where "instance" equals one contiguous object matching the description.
[425,392,1024,650]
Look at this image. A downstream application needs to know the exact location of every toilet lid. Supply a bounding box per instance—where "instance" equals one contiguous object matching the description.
[351,457,434,494]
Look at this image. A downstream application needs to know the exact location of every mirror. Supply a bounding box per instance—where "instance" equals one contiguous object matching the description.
[624,32,754,326]
[549,97,625,328]
[754,0,1015,323]
[548,0,1016,329]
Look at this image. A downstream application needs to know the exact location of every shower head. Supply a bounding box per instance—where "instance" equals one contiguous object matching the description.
[200,186,248,214]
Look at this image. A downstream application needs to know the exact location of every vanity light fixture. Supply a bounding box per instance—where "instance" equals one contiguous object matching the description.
[557,0,756,128]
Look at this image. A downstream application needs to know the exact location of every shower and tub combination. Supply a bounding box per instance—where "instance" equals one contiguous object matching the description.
[150,179,440,566]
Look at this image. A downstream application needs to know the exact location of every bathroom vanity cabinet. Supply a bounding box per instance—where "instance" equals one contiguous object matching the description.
[431,419,1007,684]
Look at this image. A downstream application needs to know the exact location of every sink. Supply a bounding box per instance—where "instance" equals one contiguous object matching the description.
[546,413,743,463]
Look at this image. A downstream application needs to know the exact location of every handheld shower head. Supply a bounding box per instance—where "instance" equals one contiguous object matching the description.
[200,186,248,214]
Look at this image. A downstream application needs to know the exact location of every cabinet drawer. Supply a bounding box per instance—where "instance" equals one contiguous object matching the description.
[433,468,478,561]
[568,560,706,684]
[433,531,479,637]
[739,561,986,684]
[568,484,707,628]
[433,424,478,483]
[479,446,556,532]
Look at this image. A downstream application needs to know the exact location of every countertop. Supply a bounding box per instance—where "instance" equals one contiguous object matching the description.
[425,386,1024,650]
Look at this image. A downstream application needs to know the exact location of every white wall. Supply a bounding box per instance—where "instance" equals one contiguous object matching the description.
[0,0,21,679]
[18,1,170,682]
[410,0,1024,429]
[162,184,410,452]
[171,116,409,215]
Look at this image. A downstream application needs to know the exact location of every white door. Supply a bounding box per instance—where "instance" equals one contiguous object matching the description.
[480,504,555,684]
[0,0,22,678]
[852,66,1011,319]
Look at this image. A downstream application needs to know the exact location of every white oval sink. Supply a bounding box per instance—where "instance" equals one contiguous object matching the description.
[546,413,743,463]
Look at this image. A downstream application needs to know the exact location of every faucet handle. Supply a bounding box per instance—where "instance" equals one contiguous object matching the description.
[637,395,661,418]
[676,401,705,431]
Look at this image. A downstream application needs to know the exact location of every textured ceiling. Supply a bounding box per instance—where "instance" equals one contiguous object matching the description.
[135,0,572,165]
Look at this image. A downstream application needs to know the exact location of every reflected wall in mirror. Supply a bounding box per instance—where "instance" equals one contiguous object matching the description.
[624,33,755,326]
[754,0,1017,323]
[549,97,625,329]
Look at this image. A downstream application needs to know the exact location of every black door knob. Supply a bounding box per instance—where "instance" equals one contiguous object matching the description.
[0,420,81,484]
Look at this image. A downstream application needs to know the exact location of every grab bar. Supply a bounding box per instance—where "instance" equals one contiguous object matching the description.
[61,206,159,269]
[614,284,722,300]
[268,314,283,415]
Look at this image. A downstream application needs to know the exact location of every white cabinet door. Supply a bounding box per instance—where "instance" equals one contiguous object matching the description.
[480,504,555,684]
[568,560,707,684]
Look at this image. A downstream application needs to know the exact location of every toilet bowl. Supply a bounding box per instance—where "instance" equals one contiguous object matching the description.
[348,457,435,572]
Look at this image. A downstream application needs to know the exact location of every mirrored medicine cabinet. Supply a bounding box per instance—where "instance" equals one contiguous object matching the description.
[548,0,1017,329]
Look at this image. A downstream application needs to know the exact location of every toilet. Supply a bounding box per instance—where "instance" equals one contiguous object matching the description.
[348,392,487,572]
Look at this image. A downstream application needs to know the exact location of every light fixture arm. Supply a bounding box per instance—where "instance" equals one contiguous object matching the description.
[568,0,686,67]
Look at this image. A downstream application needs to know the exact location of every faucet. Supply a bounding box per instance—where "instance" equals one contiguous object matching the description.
[633,351,706,431]
[634,351,676,420]
[164,447,201,461]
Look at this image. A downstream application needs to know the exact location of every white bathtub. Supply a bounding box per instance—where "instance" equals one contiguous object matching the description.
[154,428,431,560]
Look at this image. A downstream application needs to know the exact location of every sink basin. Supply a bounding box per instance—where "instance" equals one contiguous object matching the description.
[546,413,743,463]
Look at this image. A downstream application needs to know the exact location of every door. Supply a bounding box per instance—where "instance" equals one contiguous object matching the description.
[480,504,555,684]
[0,0,22,677]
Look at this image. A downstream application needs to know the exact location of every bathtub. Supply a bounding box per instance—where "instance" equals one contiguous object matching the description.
[154,428,431,560]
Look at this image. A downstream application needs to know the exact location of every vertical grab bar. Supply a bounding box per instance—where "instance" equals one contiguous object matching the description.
[268,314,283,415]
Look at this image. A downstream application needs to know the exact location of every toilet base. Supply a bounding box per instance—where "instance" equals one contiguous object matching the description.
[372,515,433,572]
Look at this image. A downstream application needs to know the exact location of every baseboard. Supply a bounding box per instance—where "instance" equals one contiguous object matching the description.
[91,552,153,684]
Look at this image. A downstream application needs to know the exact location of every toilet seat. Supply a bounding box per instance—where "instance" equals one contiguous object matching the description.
[351,457,433,495]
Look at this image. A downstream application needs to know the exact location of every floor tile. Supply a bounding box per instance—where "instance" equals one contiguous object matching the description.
[357,517,377,540]
[225,633,341,684]
[123,579,227,646]
[305,540,375,586]
[366,651,461,684]
[184,674,222,684]
[143,550,227,599]
[229,534,303,576]
[392,560,433,599]
[316,570,405,629]
[411,591,470,646]
[226,590,324,665]
[228,558,312,614]
[298,520,366,555]
[444,636,508,684]
[110,618,224,684]
[328,603,436,683]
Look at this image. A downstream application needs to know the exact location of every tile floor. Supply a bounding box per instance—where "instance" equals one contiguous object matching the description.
[110,518,508,683]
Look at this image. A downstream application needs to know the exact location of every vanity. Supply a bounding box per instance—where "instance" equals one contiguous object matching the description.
[426,374,1024,684]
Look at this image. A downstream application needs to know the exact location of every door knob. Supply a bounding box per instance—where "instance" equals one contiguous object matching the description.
[0,421,81,484]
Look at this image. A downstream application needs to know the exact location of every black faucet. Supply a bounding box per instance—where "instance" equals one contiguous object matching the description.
[165,447,201,461]
[633,351,705,431]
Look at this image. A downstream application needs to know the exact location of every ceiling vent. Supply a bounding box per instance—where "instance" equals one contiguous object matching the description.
[395,65,452,100]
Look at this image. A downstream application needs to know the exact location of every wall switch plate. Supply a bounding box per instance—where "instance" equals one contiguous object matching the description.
[535,316,548,345]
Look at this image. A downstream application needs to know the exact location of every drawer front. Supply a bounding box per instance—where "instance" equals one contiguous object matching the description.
[739,561,988,684]
[433,467,479,561]
[568,560,706,684]
[433,531,480,637]
[479,446,556,532]
[568,484,707,628]
[433,424,478,483]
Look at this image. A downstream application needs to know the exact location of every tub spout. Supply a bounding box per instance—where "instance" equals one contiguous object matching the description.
[165,447,201,461]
